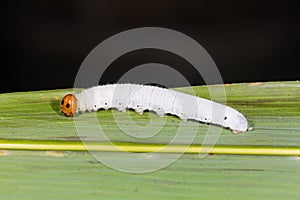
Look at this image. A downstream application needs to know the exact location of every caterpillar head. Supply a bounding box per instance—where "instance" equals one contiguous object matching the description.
[60,94,77,117]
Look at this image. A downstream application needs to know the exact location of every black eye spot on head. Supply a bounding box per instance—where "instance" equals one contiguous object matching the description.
[94,105,97,107]
[66,103,70,108]
[61,100,64,105]
[224,116,227,120]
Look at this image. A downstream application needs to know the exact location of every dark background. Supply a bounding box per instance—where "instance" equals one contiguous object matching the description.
[1,0,299,93]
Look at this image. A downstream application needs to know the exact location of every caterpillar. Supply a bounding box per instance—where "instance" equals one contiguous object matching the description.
[60,83,249,133]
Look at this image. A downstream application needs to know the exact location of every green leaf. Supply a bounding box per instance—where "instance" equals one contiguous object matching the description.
[0,81,300,199]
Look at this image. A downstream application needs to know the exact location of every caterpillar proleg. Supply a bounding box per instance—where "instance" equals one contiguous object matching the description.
[60,84,249,133]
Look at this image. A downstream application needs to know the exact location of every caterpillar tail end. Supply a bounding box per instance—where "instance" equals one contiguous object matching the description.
[231,126,253,134]
[60,94,77,117]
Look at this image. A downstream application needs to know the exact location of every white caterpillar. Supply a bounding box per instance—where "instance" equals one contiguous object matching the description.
[60,83,249,133]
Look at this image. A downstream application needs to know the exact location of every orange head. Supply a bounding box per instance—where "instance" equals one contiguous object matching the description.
[60,94,77,117]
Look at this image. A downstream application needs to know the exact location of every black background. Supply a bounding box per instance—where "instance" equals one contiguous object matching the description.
[1,0,299,93]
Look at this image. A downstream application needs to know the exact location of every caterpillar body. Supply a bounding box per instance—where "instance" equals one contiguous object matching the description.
[60,84,249,133]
